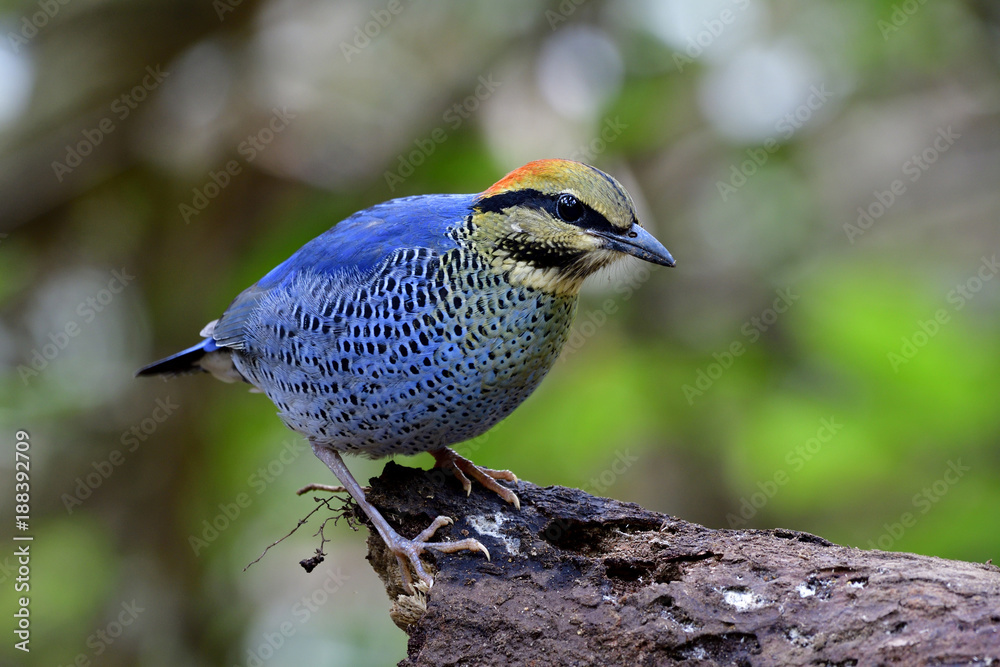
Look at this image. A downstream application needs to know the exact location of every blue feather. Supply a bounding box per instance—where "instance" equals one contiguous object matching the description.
[211,194,472,349]
[135,338,216,377]
[260,194,471,288]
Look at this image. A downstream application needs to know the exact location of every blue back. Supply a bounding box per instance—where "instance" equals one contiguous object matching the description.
[212,194,473,348]
[259,194,471,288]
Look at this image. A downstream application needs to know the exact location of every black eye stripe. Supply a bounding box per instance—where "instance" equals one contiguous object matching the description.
[475,188,549,215]
[476,188,619,234]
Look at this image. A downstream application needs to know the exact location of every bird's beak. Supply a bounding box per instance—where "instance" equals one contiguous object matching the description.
[591,223,675,267]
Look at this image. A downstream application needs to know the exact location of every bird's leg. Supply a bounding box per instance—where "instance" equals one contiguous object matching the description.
[310,441,489,592]
[431,447,520,510]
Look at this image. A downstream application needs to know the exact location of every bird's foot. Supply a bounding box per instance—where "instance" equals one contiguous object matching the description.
[431,447,520,509]
[384,515,490,592]
[309,443,490,593]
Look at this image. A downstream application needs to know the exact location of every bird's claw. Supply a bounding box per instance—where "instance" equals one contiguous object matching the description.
[387,514,491,593]
[431,447,521,509]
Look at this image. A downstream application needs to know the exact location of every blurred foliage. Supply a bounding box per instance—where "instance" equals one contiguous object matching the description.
[1,0,999,664]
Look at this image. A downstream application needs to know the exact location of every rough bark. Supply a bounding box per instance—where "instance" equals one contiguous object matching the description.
[351,462,1000,666]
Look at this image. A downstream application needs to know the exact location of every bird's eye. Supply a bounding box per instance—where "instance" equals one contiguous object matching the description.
[555,193,585,223]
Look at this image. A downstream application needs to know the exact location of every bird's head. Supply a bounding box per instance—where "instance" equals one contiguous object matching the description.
[469,159,674,295]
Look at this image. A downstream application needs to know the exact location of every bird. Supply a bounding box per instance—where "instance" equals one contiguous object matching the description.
[137,159,674,592]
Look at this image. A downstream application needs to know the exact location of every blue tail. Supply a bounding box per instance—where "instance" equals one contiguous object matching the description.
[135,339,218,377]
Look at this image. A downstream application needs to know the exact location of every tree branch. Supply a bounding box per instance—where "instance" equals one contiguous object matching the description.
[348,462,1000,666]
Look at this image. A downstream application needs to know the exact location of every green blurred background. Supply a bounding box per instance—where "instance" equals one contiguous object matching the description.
[2,0,999,664]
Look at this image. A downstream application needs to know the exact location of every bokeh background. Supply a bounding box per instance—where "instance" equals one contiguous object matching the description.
[2,0,999,664]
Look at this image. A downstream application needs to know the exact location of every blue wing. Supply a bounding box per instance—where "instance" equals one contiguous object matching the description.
[210,193,473,350]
